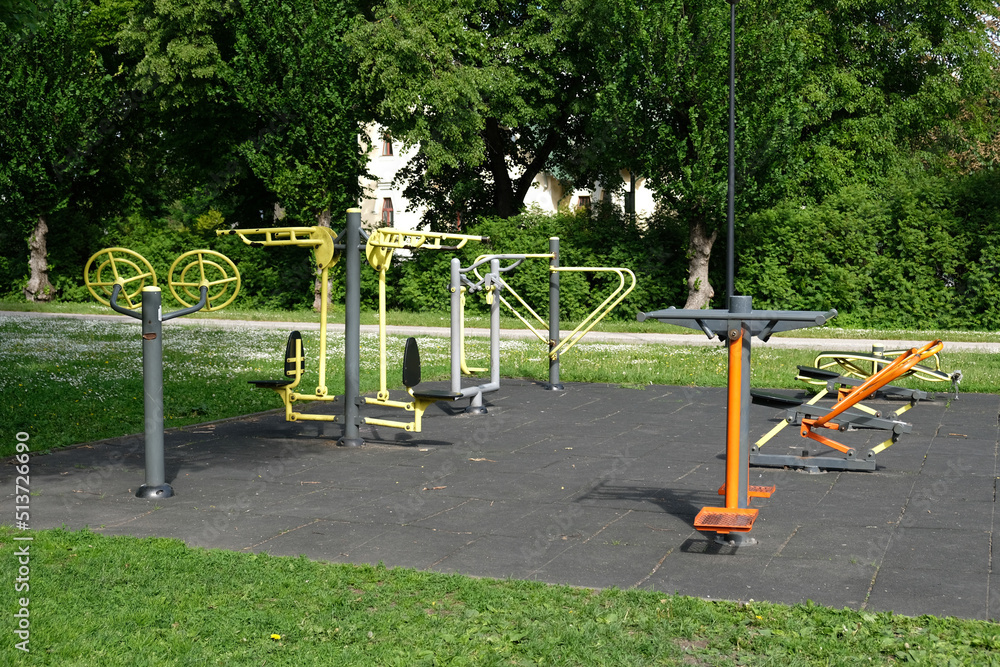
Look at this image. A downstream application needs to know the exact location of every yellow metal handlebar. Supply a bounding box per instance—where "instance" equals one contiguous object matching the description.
[366,228,488,271]
[217,226,339,270]
[167,249,241,312]
[549,267,637,358]
[83,247,157,308]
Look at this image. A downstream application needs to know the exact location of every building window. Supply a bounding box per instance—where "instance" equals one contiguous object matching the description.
[381,138,393,156]
[577,195,591,210]
[381,198,394,225]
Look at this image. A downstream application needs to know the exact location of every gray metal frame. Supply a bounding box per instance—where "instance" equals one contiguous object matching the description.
[110,283,208,498]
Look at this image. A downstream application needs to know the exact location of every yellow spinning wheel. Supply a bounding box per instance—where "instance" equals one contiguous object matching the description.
[84,247,157,309]
[168,250,241,311]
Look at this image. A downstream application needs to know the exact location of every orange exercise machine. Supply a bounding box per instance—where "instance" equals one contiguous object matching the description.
[638,296,837,545]
[749,340,945,472]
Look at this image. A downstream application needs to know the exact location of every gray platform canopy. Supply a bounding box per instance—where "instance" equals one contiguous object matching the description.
[637,305,836,343]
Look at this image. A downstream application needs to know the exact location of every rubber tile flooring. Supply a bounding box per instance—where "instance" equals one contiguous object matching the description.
[6,379,998,620]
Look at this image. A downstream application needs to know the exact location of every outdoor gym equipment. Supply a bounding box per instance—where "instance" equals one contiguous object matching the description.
[220,210,485,443]
[749,341,944,472]
[364,236,637,431]
[807,344,961,398]
[83,247,241,497]
[363,226,489,431]
[460,238,637,390]
[639,297,837,544]
[633,0,843,545]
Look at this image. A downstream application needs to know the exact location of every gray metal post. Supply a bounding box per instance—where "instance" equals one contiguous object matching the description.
[137,287,172,498]
[450,258,462,393]
[339,208,364,447]
[547,237,564,390]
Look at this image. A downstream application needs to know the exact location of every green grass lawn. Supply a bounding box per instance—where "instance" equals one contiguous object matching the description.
[2,307,998,664]
[2,526,998,666]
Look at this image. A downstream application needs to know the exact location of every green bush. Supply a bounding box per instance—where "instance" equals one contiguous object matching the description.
[737,170,1000,330]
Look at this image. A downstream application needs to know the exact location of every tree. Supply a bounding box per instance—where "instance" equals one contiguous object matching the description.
[227,0,371,223]
[588,0,813,309]
[788,0,1000,200]
[586,0,999,310]
[226,0,374,309]
[0,0,118,300]
[349,0,604,227]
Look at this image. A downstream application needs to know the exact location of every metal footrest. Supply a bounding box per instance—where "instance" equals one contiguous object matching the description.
[716,484,775,498]
[751,390,803,408]
[749,452,877,472]
[694,507,758,533]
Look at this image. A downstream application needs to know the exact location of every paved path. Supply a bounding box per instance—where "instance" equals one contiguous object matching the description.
[6,378,998,620]
[5,309,999,352]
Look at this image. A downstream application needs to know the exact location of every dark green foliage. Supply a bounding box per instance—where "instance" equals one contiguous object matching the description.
[737,170,1000,330]
[228,0,370,222]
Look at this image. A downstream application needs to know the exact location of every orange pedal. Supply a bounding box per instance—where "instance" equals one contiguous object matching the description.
[694,507,758,533]
[717,484,776,498]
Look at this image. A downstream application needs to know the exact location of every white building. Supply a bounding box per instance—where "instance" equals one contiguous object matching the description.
[359,125,654,231]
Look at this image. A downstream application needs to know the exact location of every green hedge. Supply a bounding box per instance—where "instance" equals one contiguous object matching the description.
[736,170,1000,330]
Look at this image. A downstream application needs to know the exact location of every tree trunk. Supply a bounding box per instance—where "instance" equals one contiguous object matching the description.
[483,118,518,218]
[24,215,57,302]
[683,217,717,310]
[313,208,332,312]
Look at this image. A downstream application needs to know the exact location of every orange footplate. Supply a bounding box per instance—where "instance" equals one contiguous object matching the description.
[693,507,759,533]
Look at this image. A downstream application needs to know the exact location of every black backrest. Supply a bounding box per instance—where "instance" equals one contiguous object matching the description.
[284,331,304,377]
[797,365,840,381]
[402,337,421,388]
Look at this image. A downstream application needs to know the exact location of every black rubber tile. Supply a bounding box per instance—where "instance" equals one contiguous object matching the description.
[6,380,999,621]
[768,523,892,563]
[409,497,537,536]
[325,524,480,570]
[908,474,995,505]
[248,519,392,560]
[881,527,991,574]
[754,558,876,610]
[866,566,988,620]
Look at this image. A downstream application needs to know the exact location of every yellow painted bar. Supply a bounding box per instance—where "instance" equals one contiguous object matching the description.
[364,396,413,410]
[496,291,549,344]
[891,402,914,419]
[289,413,338,422]
[377,266,389,400]
[550,267,636,358]
[848,401,880,416]
[364,417,415,431]
[868,437,894,456]
[217,226,338,270]
[753,389,827,448]
[459,290,487,374]
[316,266,330,396]
[289,393,338,402]
[368,228,486,250]
[221,226,324,246]
[754,420,792,449]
